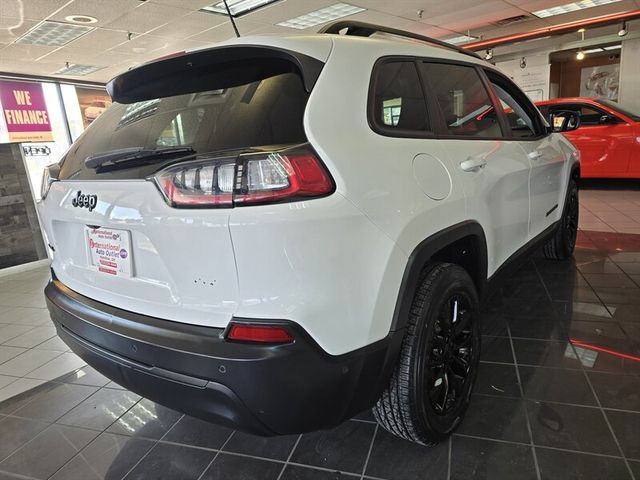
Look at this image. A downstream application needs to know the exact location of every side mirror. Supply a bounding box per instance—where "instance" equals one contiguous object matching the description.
[551,111,580,133]
[599,114,617,125]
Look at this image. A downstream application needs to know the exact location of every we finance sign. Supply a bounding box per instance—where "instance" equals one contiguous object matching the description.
[0,80,53,142]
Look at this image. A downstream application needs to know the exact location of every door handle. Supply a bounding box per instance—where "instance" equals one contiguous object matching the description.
[460,156,487,172]
[528,151,543,160]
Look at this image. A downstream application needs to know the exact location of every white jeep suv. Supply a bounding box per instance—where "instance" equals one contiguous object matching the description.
[39,22,580,445]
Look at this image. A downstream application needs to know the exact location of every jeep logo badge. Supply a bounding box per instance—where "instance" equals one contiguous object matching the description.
[71,191,98,212]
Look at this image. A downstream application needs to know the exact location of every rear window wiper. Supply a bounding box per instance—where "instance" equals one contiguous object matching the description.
[85,146,196,170]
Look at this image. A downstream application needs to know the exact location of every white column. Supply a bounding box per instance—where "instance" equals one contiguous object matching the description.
[619,37,640,111]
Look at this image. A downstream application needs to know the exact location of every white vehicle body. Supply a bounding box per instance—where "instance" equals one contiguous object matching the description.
[39,27,579,437]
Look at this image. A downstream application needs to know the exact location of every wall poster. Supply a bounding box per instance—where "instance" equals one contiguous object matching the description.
[580,64,620,101]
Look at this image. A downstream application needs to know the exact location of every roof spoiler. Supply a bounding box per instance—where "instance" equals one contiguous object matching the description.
[107,45,324,104]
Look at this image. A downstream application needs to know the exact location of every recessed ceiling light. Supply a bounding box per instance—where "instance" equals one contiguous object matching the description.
[583,47,604,53]
[603,44,622,50]
[53,63,104,76]
[201,0,280,17]
[17,21,93,46]
[532,0,622,19]
[444,35,479,45]
[277,3,366,30]
[64,15,98,24]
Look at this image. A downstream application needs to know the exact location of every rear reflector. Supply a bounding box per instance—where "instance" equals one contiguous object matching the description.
[226,324,294,344]
[153,145,333,208]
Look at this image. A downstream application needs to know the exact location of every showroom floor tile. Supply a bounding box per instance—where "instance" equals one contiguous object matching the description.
[0,185,638,479]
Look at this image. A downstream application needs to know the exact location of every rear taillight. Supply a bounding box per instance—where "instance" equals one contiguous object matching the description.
[226,324,294,344]
[153,146,333,208]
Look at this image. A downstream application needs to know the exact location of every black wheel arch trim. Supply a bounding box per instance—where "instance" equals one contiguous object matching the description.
[390,221,488,332]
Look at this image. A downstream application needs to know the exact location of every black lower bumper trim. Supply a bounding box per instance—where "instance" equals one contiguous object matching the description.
[45,278,402,435]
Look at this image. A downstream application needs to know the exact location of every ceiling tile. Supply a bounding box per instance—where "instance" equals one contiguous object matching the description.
[0,43,59,61]
[150,11,227,39]
[240,0,333,24]
[104,2,192,34]
[36,47,135,67]
[186,22,240,42]
[61,28,131,52]
[0,18,39,44]
[49,0,141,26]
[0,0,70,21]
[108,33,173,54]
[146,0,217,10]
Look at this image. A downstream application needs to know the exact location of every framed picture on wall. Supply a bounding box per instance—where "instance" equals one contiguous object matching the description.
[580,64,620,101]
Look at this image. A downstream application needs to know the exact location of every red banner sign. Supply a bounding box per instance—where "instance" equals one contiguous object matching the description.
[0,80,53,142]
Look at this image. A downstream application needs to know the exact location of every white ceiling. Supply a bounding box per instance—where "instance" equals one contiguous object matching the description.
[1,0,639,83]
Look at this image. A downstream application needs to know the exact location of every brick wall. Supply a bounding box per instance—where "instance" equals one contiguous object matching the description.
[0,143,47,269]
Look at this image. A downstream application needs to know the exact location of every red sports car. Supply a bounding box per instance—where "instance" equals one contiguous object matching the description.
[537,97,640,178]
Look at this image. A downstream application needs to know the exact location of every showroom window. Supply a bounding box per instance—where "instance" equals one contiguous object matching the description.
[370,61,430,134]
[419,62,501,138]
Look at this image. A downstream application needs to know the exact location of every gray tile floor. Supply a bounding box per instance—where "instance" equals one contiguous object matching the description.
[0,185,638,479]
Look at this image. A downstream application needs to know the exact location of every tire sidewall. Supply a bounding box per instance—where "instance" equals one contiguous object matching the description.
[561,180,579,257]
[411,267,480,438]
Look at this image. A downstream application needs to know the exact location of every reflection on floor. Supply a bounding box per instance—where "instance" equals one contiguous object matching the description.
[0,187,638,480]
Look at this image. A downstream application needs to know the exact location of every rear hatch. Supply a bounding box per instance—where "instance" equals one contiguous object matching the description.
[39,42,329,327]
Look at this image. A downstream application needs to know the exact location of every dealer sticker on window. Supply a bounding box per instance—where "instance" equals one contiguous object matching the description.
[85,227,133,277]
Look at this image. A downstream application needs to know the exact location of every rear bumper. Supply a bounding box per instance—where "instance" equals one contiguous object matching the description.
[45,278,402,435]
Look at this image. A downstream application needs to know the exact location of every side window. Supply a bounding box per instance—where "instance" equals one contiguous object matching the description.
[486,72,542,138]
[371,61,430,134]
[419,62,501,138]
[550,104,610,126]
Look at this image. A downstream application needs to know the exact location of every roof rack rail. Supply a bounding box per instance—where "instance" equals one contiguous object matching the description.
[318,20,482,60]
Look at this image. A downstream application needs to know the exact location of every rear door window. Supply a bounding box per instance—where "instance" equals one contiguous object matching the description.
[419,62,501,138]
[370,60,431,135]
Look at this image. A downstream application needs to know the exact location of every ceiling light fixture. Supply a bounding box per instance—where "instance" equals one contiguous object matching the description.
[64,15,98,24]
[576,50,585,60]
[583,47,604,53]
[17,20,93,46]
[618,21,628,36]
[444,34,479,45]
[53,63,104,76]
[485,48,494,60]
[532,0,622,18]
[277,3,365,30]
[604,44,622,50]
[201,0,280,17]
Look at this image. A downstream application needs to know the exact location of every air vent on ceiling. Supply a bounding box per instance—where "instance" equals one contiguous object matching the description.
[17,21,93,46]
[492,15,529,26]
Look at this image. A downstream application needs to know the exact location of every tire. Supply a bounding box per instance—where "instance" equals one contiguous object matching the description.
[373,263,480,445]
[543,179,579,260]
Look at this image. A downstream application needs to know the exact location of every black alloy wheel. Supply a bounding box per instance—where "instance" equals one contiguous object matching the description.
[424,294,474,416]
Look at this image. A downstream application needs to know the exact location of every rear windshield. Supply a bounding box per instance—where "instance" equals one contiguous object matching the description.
[59,70,309,180]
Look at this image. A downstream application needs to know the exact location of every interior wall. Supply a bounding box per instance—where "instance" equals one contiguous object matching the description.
[549,55,620,98]
[619,37,640,112]
[0,143,47,269]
